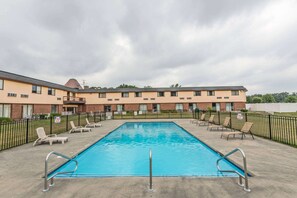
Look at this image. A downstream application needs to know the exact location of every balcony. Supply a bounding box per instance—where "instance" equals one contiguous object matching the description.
[63,96,86,104]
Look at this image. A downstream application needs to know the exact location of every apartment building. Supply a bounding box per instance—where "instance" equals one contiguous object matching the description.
[0,70,247,120]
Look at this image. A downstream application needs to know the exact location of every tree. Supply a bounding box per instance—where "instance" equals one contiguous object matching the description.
[252,97,262,103]
[271,92,289,103]
[246,96,253,103]
[285,96,297,103]
[262,94,276,103]
[170,83,181,88]
[144,86,152,88]
[116,84,138,88]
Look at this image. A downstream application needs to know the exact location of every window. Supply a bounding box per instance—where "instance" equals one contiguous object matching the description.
[21,94,29,98]
[0,79,3,90]
[231,90,239,96]
[121,92,129,98]
[207,91,215,96]
[51,105,58,113]
[226,103,234,111]
[179,97,184,100]
[32,85,41,94]
[22,104,33,119]
[175,103,183,112]
[194,91,201,96]
[48,88,55,96]
[99,93,106,98]
[224,97,229,99]
[150,98,155,100]
[117,104,124,112]
[217,97,222,99]
[135,92,142,97]
[7,93,17,97]
[157,92,165,97]
[0,104,11,118]
[139,104,147,112]
[171,91,178,97]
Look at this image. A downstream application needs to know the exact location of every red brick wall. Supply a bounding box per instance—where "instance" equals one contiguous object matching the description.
[33,104,51,114]
[220,103,226,111]
[11,104,22,120]
[197,103,212,110]
[124,104,139,111]
[160,103,176,110]
[233,102,246,111]
[85,104,102,112]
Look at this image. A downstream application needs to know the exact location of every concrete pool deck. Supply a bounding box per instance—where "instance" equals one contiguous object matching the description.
[0,119,297,198]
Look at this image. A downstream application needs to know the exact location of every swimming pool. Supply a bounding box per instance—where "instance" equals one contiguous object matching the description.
[50,122,244,177]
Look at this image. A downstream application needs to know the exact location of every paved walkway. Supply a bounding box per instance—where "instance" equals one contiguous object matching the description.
[0,119,296,198]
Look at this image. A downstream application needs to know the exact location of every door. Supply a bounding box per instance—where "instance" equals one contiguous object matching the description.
[152,104,160,112]
[104,105,111,112]
[216,103,220,111]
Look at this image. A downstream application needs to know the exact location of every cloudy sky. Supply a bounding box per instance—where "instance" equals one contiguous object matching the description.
[1,0,297,94]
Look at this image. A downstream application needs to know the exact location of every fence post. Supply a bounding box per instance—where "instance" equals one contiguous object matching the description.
[50,116,53,134]
[66,114,69,131]
[100,113,102,121]
[218,111,220,125]
[229,112,232,129]
[245,112,248,122]
[26,118,29,143]
[180,111,182,118]
[78,113,81,126]
[268,115,272,139]
[198,110,200,120]
[94,112,96,122]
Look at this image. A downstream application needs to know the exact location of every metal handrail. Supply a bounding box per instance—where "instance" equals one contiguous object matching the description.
[43,151,78,192]
[216,148,251,192]
[149,149,153,190]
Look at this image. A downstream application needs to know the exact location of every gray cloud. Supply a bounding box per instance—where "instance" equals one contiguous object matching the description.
[0,0,296,94]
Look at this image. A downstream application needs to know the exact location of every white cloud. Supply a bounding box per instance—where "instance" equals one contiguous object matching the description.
[0,0,297,94]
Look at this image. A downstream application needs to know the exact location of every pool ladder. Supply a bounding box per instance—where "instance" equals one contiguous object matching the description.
[216,148,251,192]
[43,151,78,192]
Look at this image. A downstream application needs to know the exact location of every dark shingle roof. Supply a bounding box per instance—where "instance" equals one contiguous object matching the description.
[0,70,76,91]
[0,70,247,93]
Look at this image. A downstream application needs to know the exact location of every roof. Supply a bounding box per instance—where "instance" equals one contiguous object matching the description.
[65,78,82,89]
[79,86,248,93]
[0,70,75,92]
[0,70,247,93]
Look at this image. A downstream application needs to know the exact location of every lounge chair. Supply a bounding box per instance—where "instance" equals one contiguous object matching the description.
[199,115,214,126]
[33,127,68,146]
[69,121,92,133]
[85,118,102,128]
[192,113,206,125]
[221,122,254,140]
[208,117,231,131]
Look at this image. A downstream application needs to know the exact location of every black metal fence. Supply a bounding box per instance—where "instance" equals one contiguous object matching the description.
[0,112,106,151]
[111,110,194,119]
[194,111,297,147]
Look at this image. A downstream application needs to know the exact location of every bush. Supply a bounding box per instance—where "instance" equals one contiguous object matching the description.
[240,109,248,112]
[0,117,13,123]
[50,113,61,117]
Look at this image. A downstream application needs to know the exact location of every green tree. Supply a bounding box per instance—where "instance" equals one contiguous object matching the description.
[246,96,253,103]
[252,97,262,103]
[271,92,289,103]
[285,96,297,103]
[170,83,181,88]
[144,86,152,88]
[262,94,276,103]
[116,84,138,88]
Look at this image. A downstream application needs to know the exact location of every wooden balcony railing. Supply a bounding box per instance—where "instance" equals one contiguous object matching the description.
[63,96,86,104]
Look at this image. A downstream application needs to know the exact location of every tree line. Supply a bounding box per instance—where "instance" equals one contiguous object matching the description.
[247,92,297,103]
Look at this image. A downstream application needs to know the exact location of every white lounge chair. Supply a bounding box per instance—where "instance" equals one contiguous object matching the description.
[221,122,254,140]
[33,127,68,146]
[69,121,92,133]
[85,118,102,128]
[208,117,231,131]
[192,113,206,125]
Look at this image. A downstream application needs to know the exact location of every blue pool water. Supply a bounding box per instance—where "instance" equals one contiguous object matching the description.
[51,122,244,177]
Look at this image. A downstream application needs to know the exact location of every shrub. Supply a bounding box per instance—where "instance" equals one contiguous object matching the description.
[50,113,61,117]
[240,109,248,112]
[0,117,13,123]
